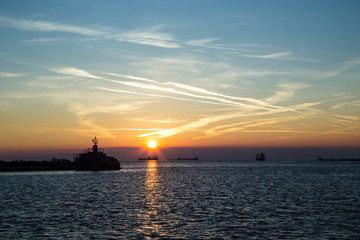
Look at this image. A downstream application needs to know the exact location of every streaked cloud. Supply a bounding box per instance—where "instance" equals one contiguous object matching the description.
[69,101,150,116]
[0,16,179,49]
[97,87,232,106]
[242,51,316,62]
[139,107,292,139]
[52,66,331,140]
[317,58,360,79]
[107,72,280,109]
[105,72,158,83]
[22,38,64,43]
[331,100,360,110]
[185,38,236,51]
[195,119,279,140]
[29,127,170,132]
[115,25,180,48]
[0,16,101,36]
[54,67,278,109]
[266,82,309,104]
[185,38,222,47]
[0,16,316,56]
[0,72,24,77]
[52,67,102,79]
[243,51,292,59]
[131,117,183,124]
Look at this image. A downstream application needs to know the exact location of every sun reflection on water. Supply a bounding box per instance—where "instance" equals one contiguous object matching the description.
[136,160,163,238]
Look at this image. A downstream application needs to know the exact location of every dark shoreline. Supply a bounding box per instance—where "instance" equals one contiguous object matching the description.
[317,158,360,162]
[0,160,121,172]
[0,160,75,172]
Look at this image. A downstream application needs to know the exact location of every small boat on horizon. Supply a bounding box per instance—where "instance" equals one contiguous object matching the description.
[138,156,159,161]
[256,152,266,161]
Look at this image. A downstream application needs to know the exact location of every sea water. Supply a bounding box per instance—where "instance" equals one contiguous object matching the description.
[0,160,359,239]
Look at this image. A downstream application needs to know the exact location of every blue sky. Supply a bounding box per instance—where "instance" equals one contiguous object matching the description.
[0,0,360,150]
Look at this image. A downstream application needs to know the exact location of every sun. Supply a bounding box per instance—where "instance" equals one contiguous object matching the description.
[147,140,157,149]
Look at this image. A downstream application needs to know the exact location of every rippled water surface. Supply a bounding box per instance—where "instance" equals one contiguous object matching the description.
[1,160,360,239]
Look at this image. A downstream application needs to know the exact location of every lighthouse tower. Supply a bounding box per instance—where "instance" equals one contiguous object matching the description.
[92,136,98,152]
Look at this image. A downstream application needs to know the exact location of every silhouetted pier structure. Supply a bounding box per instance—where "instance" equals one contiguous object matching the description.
[0,137,120,172]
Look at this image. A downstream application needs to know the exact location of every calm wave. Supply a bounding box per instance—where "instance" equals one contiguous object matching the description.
[1,160,359,239]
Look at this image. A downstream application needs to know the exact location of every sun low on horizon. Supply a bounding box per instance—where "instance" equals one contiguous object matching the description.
[147,140,158,149]
[0,1,360,152]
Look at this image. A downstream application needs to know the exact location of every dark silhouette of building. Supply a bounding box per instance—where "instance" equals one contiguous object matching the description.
[74,137,121,170]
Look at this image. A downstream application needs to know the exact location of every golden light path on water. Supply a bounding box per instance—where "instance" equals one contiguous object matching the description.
[137,160,162,238]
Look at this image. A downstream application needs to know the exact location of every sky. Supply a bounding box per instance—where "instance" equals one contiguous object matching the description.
[1,0,360,153]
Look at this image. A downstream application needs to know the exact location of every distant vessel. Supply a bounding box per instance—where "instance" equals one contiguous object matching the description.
[138,156,159,160]
[167,157,199,160]
[317,157,360,161]
[73,137,121,170]
[256,152,266,161]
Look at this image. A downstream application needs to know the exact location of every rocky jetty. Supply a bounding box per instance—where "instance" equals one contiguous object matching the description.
[0,137,121,172]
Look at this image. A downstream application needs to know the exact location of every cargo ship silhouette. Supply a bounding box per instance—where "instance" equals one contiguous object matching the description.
[138,156,159,160]
[256,152,266,161]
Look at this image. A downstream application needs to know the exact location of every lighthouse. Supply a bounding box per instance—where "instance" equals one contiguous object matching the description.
[92,136,98,152]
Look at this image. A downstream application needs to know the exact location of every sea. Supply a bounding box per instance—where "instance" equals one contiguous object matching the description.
[0,159,359,239]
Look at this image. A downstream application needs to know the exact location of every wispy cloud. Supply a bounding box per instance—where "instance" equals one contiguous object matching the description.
[22,38,64,43]
[97,87,232,106]
[185,38,272,53]
[52,66,312,139]
[138,107,292,138]
[331,100,360,110]
[0,72,24,77]
[115,25,180,48]
[266,82,309,104]
[29,127,170,132]
[52,67,102,79]
[242,51,316,62]
[105,72,158,83]
[105,71,282,110]
[185,38,236,51]
[0,15,318,59]
[45,64,360,141]
[131,117,183,124]
[0,16,101,36]
[317,58,360,79]
[243,51,292,59]
[194,119,279,140]
[185,38,316,62]
[0,16,180,49]
[69,101,150,116]
[186,38,222,46]
[63,99,152,139]
[55,67,279,109]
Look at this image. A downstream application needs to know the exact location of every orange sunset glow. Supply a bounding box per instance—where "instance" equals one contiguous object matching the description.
[1,2,360,240]
[0,0,359,161]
